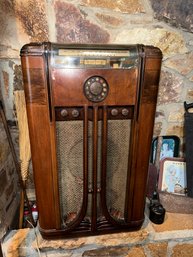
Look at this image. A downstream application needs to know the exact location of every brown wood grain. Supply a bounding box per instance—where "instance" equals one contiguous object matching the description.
[51,68,138,106]
[131,52,161,220]
[21,43,162,238]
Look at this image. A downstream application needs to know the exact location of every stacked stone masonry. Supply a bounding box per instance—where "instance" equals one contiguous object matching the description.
[0,0,193,244]
[0,0,192,141]
[3,212,193,256]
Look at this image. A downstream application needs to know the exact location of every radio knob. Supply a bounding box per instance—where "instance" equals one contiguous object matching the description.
[122,108,129,116]
[111,109,118,116]
[60,109,68,117]
[90,82,103,96]
[84,76,109,102]
[72,109,79,118]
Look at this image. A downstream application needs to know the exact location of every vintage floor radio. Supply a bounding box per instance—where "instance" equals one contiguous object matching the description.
[20,42,162,238]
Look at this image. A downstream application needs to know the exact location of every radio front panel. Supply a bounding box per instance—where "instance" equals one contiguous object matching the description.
[50,46,139,107]
[51,69,138,107]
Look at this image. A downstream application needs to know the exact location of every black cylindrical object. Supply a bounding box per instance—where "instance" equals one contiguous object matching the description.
[149,203,165,224]
[149,191,165,224]
[184,102,193,197]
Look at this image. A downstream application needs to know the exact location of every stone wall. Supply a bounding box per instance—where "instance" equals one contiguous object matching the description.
[1,0,193,143]
[0,0,193,234]
[0,111,20,239]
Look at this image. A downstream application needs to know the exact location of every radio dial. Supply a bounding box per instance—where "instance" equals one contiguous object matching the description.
[84,76,109,102]
[90,82,103,96]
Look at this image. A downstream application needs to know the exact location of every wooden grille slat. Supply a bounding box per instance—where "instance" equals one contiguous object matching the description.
[83,106,89,212]
[91,106,98,232]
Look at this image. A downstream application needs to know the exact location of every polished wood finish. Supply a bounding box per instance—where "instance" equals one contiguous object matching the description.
[55,106,134,121]
[131,47,162,221]
[91,106,98,232]
[21,55,59,229]
[21,42,162,238]
[52,69,137,106]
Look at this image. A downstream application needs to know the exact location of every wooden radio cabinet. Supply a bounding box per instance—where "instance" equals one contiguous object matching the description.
[20,42,162,238]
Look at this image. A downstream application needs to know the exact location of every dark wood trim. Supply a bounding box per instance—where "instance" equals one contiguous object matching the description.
[100,105,108,218]
[124,119,138,222]
[55,106,134,121]
[83,105,89,212]
[100,106,118,226]
[91,106,98,232]
[39,218,143,239]
[50,122,61,229]
[124,47,144,222]
[52,106,90,233]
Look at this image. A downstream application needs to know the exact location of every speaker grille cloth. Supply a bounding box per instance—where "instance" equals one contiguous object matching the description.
[56,121,84,224]
[106,120,130,220]
[56,119,130,223]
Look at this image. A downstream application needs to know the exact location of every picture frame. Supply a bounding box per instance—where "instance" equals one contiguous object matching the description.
[150,136,180,163]
[158,157,187,195]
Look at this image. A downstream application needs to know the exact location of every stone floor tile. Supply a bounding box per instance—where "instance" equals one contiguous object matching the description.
[125,246,146,257]
[93,230,149,246]
[171,243,193,257]
[42,252,72,257]
[152,212,193,232]
[34,228,149,250]
[82,246,130,256]
[146,242,168,257]
[35,231,86,250]
[2,229,33,257]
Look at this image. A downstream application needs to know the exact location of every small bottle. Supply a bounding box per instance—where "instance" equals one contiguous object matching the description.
[31,204,38,223]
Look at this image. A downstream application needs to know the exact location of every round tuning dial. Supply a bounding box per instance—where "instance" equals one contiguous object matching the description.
[84,76,109,102]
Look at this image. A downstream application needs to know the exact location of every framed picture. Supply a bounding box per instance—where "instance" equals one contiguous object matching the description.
[158,158,187,195]
[150,136,180,163]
